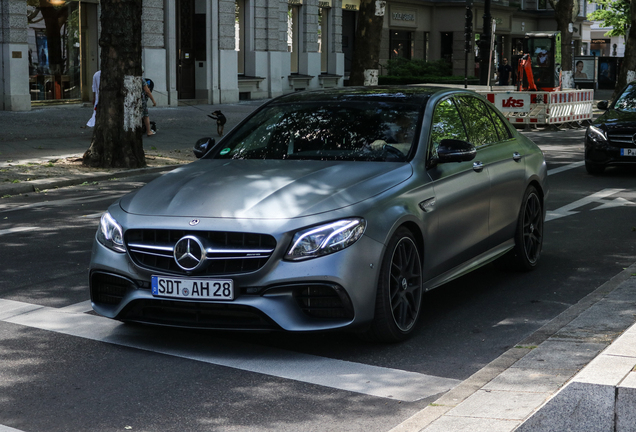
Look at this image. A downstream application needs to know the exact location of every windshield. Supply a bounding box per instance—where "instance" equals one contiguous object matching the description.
[208,101,422,162]
[614,84,636,112]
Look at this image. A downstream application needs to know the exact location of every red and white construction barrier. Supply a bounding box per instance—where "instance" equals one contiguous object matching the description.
[477,89,594,126]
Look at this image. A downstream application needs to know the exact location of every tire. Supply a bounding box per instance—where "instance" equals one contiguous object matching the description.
[503,186,544,271]
[585,160,605,175]
[364,228,423,342]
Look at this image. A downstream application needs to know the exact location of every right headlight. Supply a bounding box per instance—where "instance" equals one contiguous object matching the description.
[586,125,608,144]
[96,212,125,253]
[285,218,366,261]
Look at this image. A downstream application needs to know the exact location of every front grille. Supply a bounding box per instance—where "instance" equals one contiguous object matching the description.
[91,272,137,306]
[120,299,279,330]
[608,132,636,146]
[125,229,276,276]
[293,284,354,320]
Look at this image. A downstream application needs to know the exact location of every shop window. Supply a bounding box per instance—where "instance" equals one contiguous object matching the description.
[319,7,329,73]
[390,31,412,60]
[27,0,81,102]
[236,0,245,75]
[288,6,300,74]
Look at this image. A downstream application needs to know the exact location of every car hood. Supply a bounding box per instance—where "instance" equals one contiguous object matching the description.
[120,159,413,219]
[596,109,636,131]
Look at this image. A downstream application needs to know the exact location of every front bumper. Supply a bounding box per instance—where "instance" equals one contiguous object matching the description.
[89,233,384,332]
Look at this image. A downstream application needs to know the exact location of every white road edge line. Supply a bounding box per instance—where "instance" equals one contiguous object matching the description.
[0,424,27,432]
[0,227,38,236]
[0,299,459,402]
[547,161,584,176]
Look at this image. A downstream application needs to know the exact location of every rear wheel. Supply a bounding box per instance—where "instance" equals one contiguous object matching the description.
[504,186,544,271]
[364,228,423,342]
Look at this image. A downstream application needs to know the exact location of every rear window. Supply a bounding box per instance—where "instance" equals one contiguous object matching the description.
[208,101,422,162]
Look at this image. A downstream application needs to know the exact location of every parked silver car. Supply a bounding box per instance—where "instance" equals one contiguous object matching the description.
[90,87,548,342]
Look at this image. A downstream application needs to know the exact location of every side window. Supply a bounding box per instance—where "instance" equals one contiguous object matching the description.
[429,98,469,159]
[487,105,512,141]
[455,96,500,146]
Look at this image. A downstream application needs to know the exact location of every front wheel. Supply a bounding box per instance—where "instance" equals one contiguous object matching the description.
[364,228,423,342]
[503,186,544,271]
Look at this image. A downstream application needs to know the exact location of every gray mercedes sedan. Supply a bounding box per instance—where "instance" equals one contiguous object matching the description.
[90,87,548,342]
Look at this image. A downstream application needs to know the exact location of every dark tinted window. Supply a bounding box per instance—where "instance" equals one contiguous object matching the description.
[209,101,421,162]
[429,98,468,159]
[455,96,500,146]
[614,84,636,112]
[487,105,512,141]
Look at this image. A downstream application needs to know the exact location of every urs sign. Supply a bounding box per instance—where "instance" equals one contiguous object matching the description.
[494,93,531,113]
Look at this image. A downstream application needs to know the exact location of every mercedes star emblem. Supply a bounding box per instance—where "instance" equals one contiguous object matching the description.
[174,235,206,272]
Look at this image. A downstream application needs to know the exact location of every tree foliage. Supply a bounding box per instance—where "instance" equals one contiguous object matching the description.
[588,0,631,37]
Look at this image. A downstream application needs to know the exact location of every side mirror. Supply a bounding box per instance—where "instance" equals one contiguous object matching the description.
[597,100,609,110]
[437,139,476,163]
[193,137,215,159]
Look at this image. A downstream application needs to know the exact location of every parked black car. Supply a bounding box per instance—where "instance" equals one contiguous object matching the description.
[585,82,636,174]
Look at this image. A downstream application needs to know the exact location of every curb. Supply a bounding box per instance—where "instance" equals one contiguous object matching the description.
[0,164,180,196]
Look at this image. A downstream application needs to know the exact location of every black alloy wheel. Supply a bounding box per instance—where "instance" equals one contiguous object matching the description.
[365,228,423,342]
[522,189,543,265]
[502,185,544,271]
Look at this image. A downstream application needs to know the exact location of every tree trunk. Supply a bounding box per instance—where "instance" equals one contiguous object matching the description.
[551,0,574,89]
[349,0,385,86]
[83,0,145,169]
[612,0,636,100]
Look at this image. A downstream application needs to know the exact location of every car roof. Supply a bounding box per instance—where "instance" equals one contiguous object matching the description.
[269,86,449,106]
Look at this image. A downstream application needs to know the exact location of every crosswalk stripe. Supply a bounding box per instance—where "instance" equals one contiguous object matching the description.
[0,298,459,402]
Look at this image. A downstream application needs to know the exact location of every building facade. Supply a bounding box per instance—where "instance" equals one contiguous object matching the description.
[1,0,599,112]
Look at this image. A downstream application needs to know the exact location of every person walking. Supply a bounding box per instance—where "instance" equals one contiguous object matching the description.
[86,70,101,127]
[497,58,512,86]
[142,77,156,136]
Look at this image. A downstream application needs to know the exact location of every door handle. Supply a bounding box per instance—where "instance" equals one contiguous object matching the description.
[513,152,522,162]
[473,161,484,172]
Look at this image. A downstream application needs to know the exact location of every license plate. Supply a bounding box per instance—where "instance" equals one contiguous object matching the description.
[620,148,636,156]
[151,275,234,300]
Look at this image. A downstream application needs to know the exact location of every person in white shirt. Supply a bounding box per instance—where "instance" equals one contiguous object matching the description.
[87,70,101,127]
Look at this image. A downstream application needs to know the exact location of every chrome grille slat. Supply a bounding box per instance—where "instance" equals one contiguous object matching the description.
[125,229,276,276]
[608,133,635,146]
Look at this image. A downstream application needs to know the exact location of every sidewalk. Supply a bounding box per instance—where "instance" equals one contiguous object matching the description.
[0,99,265,195]
[1,90,634,432]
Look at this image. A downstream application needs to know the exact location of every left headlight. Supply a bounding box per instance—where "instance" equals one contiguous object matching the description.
[586,125,608,144]
[96,212,125,253]
[285,218,366,261]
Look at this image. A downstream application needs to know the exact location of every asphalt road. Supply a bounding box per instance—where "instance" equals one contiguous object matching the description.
[1,128,636,431]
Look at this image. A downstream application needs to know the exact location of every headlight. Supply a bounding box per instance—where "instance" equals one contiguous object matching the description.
[96,212,125,253]
[285,218,366,261]
[586,125,608,143]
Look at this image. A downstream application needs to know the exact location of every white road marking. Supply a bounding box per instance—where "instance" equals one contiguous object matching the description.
[546,189,631,222]
[58,300,93,314]
[547,161,584,176]
[0,227,38,236]
[0,424,27,432]
[0,299,459,402]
